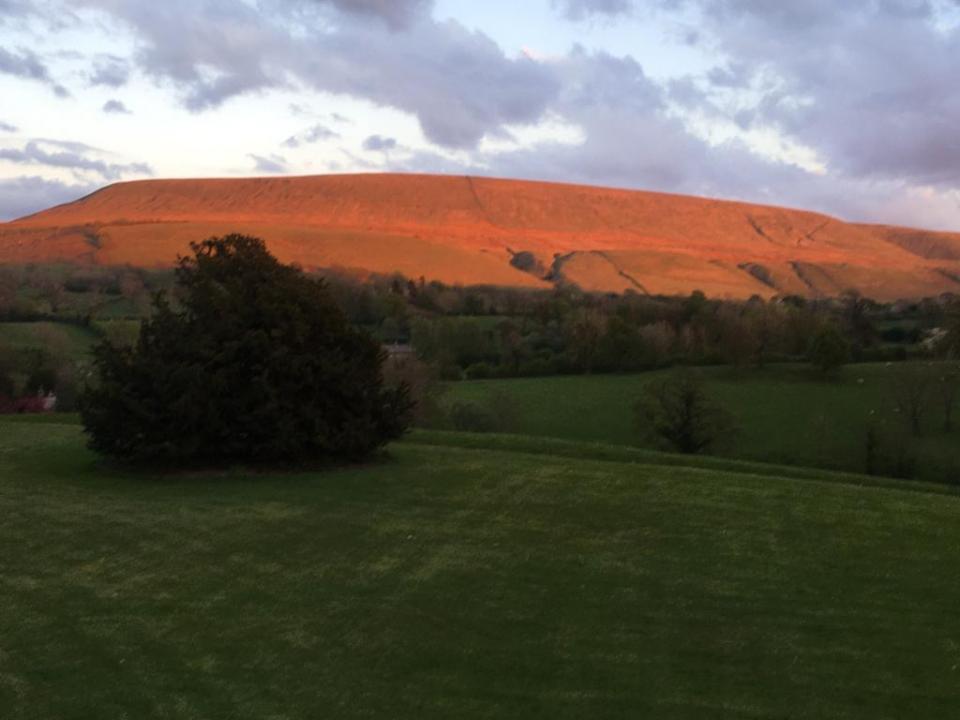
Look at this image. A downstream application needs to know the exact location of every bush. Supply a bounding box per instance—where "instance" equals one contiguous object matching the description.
[448,401,497,433]
[517,356,558,377]
[79,235,412,466]
[465,361,498,380]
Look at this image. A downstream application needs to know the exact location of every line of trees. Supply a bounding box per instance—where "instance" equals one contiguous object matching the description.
[4,260,957,382]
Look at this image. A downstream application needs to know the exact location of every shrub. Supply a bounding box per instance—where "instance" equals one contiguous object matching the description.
[448,401,497,433]
[465,361,497,380]
[79,235,412,466]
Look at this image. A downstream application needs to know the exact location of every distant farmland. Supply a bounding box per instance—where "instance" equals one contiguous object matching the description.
[443,363,960,483]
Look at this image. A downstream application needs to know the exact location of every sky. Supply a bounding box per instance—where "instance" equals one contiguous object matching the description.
[1,0,959,229]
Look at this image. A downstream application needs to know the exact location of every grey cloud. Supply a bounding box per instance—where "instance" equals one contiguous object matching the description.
[33,138,104,153]
[0,176,98,221]
[300,19,560,148]
[102,99,131,114]
[0,0,31,20]
[362,134,397,152]
[307,0,433,28]
[0,120,17,132]
[706,61,752,89]
[553,0,632,19]
[0,46,70,96]
[89,55,130,87]
[0,140,152,180]
[249,153,288,173]
[78,0,560,149]
[658,1,960,188]
[79,0,288,112]
[283,124,339,148]
[0,46,50,81]
[553,1,960,190]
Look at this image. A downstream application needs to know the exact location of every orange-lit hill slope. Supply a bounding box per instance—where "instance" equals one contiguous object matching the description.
[2,173,959,300]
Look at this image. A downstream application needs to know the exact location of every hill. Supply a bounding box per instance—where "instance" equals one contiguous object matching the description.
[3,416,960,718]
[3,173,960,300]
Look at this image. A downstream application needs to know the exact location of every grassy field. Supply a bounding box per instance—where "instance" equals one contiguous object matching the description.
[445,363,960,481]
[0,322,98,363]
[3,418,960,718]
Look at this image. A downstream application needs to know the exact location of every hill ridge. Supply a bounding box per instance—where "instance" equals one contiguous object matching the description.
[3,173,959,300]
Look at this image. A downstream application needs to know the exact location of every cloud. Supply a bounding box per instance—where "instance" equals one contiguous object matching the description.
[705,1,960,188]
[89,54,130,87]
[599,0,960,190]
[0,120,17,132]
[0,47,48,81]
[77,0,560,148]
[362,134,397,152]
[0,176,97,221]
[307,0,433,29]
[102,99,131,114]
[0,46,69,96]
[0,0,32,19]
[301,19,559,148]
[283,123,339,148]
[249,153,288,173]
[0,140,152,180]
[552,0,632,19]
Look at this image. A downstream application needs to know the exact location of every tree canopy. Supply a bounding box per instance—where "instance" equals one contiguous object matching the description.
[80,234,411,466]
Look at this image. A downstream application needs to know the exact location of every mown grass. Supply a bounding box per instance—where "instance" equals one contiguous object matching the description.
[445,363,960,481]
[3,419,960,718]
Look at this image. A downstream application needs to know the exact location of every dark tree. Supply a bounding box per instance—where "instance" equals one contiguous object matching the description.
[841,290,877,352]
[808,324,850,376]
[0,343,15,398]
[890,364,933,436]
[80,235,412,466]
[941,364,959,432]
[634,368,736,454]
[946,301,960,359]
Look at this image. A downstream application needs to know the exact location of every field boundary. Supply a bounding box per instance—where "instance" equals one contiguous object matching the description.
[407,429,960,497]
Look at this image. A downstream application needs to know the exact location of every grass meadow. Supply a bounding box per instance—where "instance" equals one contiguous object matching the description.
[444,363,960,482]
[2,417,960,718]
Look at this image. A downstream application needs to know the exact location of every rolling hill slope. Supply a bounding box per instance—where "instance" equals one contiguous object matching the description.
[3,173,959,300]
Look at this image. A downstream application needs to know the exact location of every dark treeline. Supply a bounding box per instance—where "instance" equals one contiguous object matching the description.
[321,271,960,379]
[2,261,959,399]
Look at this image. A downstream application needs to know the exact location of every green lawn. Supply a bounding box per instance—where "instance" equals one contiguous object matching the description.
[445,364,960,482]
[3,419,960,718]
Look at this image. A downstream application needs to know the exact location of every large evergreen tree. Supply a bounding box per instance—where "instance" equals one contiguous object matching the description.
[80,235,411,465]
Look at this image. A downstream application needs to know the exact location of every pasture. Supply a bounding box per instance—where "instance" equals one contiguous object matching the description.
[2,417,960,718]
[444,363,960,482]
